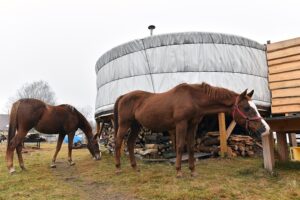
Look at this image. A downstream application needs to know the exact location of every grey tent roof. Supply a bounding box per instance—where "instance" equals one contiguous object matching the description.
[95,32,269,117]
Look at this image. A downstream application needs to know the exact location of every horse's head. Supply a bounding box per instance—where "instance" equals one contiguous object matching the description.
[232,89,270,137]
[87,134,101,160]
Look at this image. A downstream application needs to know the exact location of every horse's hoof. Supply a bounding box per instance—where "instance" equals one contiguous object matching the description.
[115,168,122,175]
[50,164,56,168]
[9,168,16,174]
[69,161,75,166]
[20,166,27,171]
[176,171,183,178]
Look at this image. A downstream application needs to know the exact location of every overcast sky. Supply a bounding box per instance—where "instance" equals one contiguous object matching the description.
[1,0,300,115]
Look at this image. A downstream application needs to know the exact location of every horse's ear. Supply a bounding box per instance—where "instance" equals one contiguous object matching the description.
[239,89,248,98]
[247,90,254,98]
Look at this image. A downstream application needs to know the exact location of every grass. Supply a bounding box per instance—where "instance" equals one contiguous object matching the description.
[1,143,300,200]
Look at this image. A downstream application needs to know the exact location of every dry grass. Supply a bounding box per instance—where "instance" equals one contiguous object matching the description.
[1,143,300,200]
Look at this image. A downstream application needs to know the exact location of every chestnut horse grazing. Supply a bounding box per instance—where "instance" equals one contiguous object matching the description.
[114,83,270,177]
[6,98,100,174]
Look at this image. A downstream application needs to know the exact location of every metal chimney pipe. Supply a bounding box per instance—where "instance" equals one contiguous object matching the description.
[148,25,156,36]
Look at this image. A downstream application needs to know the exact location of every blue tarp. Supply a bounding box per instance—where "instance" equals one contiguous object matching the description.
[63,135,83,144]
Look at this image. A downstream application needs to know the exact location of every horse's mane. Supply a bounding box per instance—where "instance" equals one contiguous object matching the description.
[198,82,237,102]
[60,104,93,138]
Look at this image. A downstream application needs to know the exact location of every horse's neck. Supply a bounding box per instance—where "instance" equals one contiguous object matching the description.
[196,91,238,115]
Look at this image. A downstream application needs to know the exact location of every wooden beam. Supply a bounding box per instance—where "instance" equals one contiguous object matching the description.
[226,120,236,140]
[272,97,300,106]
[266,116,300,132]
[218,112,227,157]
[288,133,298,147]
[262,132,275,172]
[276,132,289,161]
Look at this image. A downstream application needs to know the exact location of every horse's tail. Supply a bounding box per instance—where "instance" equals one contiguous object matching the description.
[7,101,20,149]
[113,95,124,138]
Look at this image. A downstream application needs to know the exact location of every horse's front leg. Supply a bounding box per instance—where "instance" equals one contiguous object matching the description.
[175,121,188,178]
[67,133,75,166]
[51,134,65,168]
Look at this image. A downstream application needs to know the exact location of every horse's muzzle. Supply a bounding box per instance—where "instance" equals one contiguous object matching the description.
[94,152,101,160]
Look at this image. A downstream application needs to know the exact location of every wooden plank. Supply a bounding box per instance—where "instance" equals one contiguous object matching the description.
[276,132,289,161]
[268,61,300,74]
[267,37,300,52]
[268,54,300,66]
[272,87,300,98]
[226,120,236,140]
[262,132,275,172]
[288,133,298,147]
[272,105,300,114]
[272,97,300,106]
[269,79,300,90]
[218,112,227,157]
[267,46,300,60]
[269,70,300,82]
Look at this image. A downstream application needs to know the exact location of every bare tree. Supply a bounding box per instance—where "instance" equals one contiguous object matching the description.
[6,80,56,111]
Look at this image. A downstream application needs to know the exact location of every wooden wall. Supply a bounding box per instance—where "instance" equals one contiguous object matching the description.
[267,37,300,114]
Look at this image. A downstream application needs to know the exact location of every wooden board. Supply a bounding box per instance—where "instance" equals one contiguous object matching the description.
[269,79,300,90]
[269,70,300,82]
[218,112,227,157]
[267,37,300,52]
[268,54,300,66]
[267,46,300,60]
[272,105,300,114]
[271,87,300,98]
[268,61,300,74]
[272,97,300,106]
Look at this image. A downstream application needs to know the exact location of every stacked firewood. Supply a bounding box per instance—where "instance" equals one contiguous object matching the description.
[194,131,261,157]
[129,129,174,159]
[228,135,257,157]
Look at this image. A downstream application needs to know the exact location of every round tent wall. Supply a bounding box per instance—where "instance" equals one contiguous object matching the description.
[95,32,270,118]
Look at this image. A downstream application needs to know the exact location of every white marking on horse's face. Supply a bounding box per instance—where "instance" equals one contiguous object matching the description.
[248,100,270,136]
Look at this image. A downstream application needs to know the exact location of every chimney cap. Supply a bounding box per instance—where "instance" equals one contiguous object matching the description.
[148,25,156,30]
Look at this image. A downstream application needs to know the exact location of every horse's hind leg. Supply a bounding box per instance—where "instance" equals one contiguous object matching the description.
[16,143,26,170]
[127,123,140,172]
[51,134,65,168]
[187,123,198,177]
[115,123,130,174]
[6,131,25,174]
[67,133,75,166]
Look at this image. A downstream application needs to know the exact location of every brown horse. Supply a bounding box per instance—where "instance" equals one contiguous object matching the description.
[113,83,270,177]
[6,98,100,174]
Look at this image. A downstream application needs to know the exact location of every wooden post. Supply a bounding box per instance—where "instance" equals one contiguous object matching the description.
[288,133,297,147]
[276,132,289,161]
[218,112,227,157]
[262,132,275,172]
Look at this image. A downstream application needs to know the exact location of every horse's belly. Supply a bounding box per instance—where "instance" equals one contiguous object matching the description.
[137,114,175,132]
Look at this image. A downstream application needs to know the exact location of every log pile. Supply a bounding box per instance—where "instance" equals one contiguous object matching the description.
[194,131,262,157]
[100,123,262,158]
